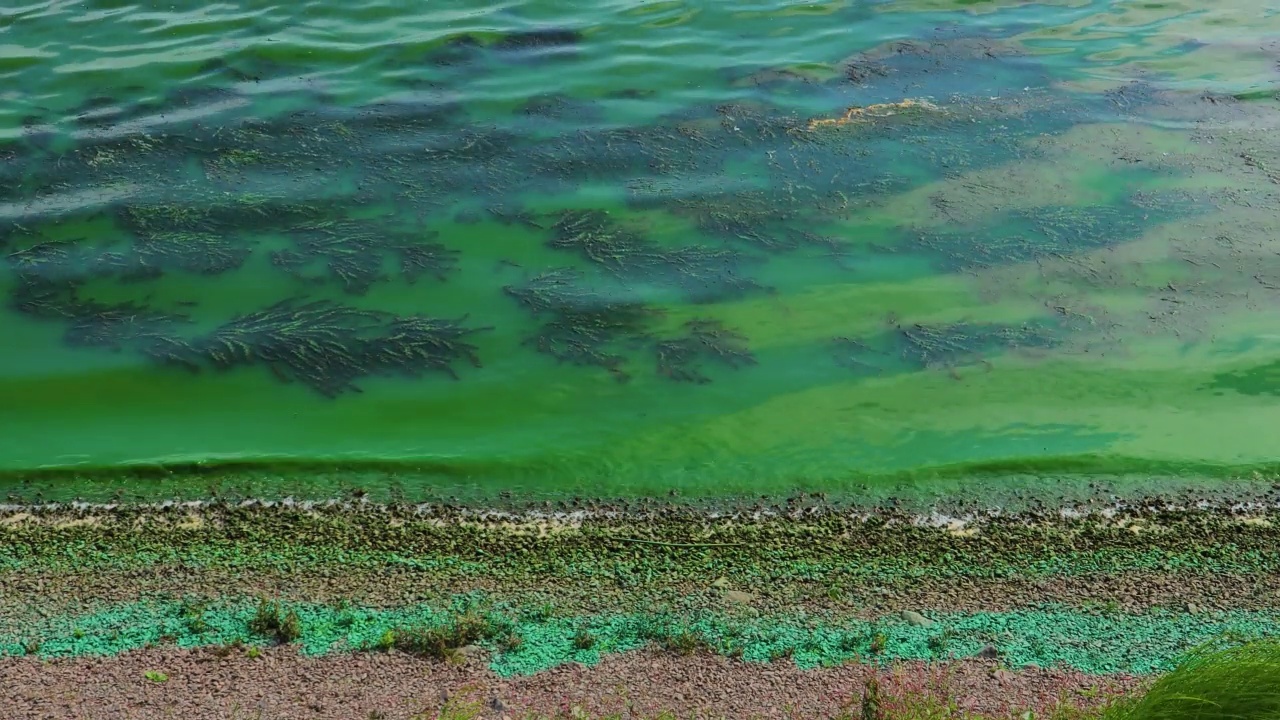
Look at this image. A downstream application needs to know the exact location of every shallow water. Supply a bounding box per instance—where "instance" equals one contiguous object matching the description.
[2,0,1280,502]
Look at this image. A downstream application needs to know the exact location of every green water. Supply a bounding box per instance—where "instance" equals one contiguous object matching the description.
[3,0,1280,502]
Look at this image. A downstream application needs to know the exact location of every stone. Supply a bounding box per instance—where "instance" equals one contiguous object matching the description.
[724,590,758,604]
[711,576,731,589]
[452,645,488,664]
[900,610,934,627]
[977,644,999,659]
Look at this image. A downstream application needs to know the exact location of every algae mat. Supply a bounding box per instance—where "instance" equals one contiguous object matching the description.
[3,0,1280,502]
[10,599,1276,677]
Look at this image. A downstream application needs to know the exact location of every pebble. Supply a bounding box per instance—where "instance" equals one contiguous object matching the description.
[724,590,758,605]
[977,645,999,659]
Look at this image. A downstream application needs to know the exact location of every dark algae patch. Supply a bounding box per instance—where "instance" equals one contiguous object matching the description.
[270,219,460,295]
[1207,360,1280,397]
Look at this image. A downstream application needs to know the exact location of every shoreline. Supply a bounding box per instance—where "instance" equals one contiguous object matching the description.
[4,501,1276,716]
[5,462,1280,515]
[5,503,1280,660]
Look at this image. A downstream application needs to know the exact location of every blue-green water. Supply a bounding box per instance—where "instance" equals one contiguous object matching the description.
[2,0,1280,502]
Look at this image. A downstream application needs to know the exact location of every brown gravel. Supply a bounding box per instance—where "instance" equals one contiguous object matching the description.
[1,647,1141,720]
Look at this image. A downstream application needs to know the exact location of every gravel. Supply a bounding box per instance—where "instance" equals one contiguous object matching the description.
[1,647,1142,720]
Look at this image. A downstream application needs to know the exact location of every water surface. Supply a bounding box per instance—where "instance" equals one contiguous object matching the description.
[3,0,1280,502]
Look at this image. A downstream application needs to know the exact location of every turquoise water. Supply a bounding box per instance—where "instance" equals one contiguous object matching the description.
[3,0,1280,502]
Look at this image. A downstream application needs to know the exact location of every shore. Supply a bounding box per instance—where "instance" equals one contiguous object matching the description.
[2,500,1276,718]
[4,649,1142,720]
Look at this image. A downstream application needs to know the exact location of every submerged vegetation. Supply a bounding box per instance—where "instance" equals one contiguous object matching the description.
[0,18,1225,402]
[505,270,756,382]
[273,219,458,295]
[832,320,1063,375]
[177,299,488,396]
[547,210,763,302]
[654,319,757,384]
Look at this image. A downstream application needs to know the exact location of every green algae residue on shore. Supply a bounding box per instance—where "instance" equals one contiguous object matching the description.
[2,0,1280,503]
[8,597,1280,678]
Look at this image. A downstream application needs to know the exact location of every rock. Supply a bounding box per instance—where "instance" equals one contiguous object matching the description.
[452,645,488,664]
[976,644,999,659]
[724,590,758,604]
[900,610,934,628]
[1187,603,1200,614]
[711,576,731,589]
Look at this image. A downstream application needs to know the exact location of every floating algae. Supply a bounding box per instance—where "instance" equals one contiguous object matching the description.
[519,93,602,123]
[1207,360,1280,397]
[492,29,584,52]
[548,209,763,301]
[915,199,1172,271]
[523,303,661,381]
[832,320,1062,374]
[0,73,1204,400]
[667,188,853,260]
[128,231,251,279]
[272,219,458,295]
[506,269,663,381]
[4,215,250,290]
[175,299,489,397]
[4,267,195,361]
[893,321,1060,369]
[3,223,487,395]
[506,270,756,383]
[420,34,483,67]
[804,100,944,130]
[654,319,757,384]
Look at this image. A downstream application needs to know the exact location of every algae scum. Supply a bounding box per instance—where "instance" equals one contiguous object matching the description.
[3,0,1280,502]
